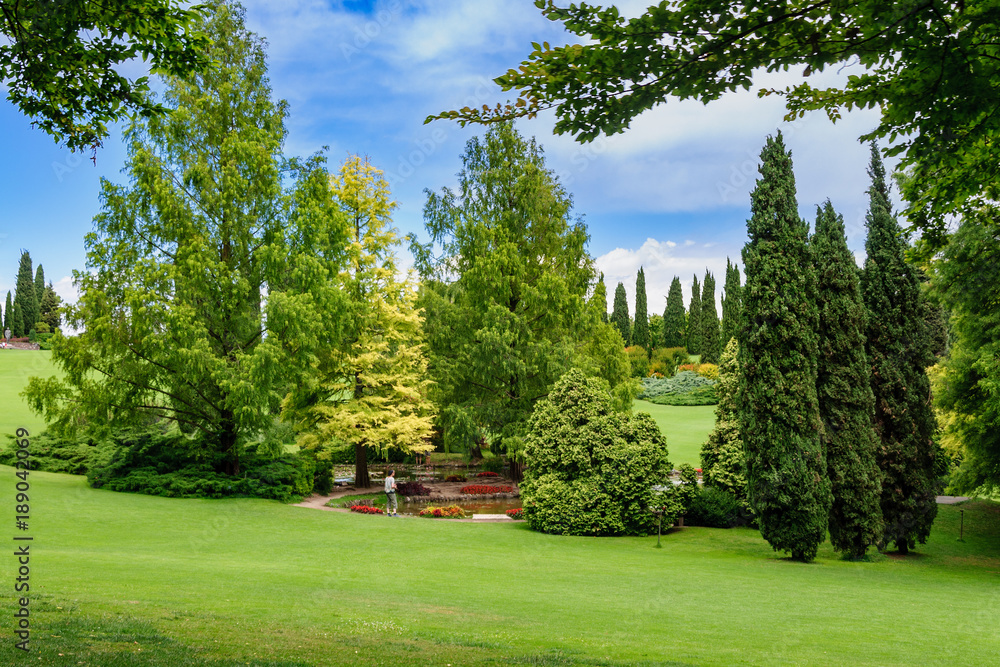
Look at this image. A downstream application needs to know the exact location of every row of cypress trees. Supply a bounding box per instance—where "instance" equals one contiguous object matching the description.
[2,250,61,338]
[607,263,743,363]
[739,133,940,561]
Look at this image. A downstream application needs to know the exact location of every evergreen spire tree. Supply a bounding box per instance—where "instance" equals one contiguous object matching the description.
[34,265,45,319]
[701,337,747,506]
[861,144,940,555]
[633,267,650,351]
[738,133,830,562]
[686,274,701,354]
[700,270,721,363]
[11,300,24,338]
[14,251,37,334]
[611,281,631,346]
[662,276,685,348]
[2,291,9,332]
[721,258,742,347]
[591,272,609,323]
[813,200,884,559]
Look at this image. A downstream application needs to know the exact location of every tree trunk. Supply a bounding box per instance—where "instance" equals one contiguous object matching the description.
[897,540,909,556]
[354,442,371,489]
[509,459,524,483]
[468,436,484,461]
[219,412,240,476]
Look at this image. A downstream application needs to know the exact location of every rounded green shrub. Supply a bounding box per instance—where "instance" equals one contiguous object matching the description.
[520,368,670,536]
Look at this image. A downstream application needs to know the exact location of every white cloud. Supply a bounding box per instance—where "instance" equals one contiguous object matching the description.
[52,276,78,305]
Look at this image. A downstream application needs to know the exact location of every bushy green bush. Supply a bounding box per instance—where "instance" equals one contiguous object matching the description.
[647,385,718,406]
[520,368,670,536]
[648,346,686,377]
[685,487,754,528]
[640,371,715,398]
[625,346,651,378]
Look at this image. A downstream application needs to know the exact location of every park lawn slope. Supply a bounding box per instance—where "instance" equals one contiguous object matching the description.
[634,400,715,466]
[0,350,59,438]
[0,466,998,666]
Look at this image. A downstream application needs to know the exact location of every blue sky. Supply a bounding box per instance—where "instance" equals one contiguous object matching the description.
[0,0,896,315]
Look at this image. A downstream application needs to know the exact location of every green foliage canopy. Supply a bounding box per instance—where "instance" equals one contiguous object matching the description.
[0,0,211,151]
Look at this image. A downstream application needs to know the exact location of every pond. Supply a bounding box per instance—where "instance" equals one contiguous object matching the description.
[398,498,522,516]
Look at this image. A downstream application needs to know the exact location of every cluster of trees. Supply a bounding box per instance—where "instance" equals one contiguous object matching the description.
[22,1,632,491]
[607,263,741,366]
[702,135,942,561]
[2,251,61,338]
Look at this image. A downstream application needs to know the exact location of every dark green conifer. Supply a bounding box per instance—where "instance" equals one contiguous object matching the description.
[721,259,742,347]
[633,267,650,351]
[701,337,747,506]
[700,271,721,363]
[14,251,38,335]
[813,200,884,559]
[591,273,609,323]
[686,275,701,355]
[738,133,831,562]
[34,265,45,319]
[860,144,940,555]
[11,300,24,338]
[3,292,11,332]
[611,281,631,346]
[662,276,685,348]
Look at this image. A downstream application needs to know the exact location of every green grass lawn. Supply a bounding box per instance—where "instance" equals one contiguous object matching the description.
[634,400,716,467]
[0,349,59,438]
[1,467,997,666]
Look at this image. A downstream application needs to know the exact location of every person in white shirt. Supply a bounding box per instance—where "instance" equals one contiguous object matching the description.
[384,469,397,516]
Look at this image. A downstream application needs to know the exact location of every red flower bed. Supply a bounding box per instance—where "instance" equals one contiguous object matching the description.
[460,484,513,495]
[505,508,523,519]
[475,471,500,478]
[350,504,384,515]
[419,505,465,518]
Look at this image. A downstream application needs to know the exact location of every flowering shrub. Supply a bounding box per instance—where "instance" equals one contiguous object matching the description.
[445,474,466,482]
[505,508,523,519]
[396,481,431,496]
[476,471,499,478]
[460,484,513,495]
[350,504,384,514]
[419,505,465,518]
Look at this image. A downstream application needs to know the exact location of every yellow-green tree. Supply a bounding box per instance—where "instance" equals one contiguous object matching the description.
[284,156,434,488]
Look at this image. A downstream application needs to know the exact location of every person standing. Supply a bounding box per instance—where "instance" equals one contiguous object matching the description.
[384,469,397,517]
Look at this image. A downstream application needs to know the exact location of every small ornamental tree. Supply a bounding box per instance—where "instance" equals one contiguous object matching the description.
[721,259,742,348]
[663,276,685,347]
[611,281,631,345]
[738,133,831,562]
[861,145,940,554]
[700,270,721,363]
[520,368,670,536]
[813,200,884,559]
[700,337,748,508]
[686,274,701,355]
[633,267,650,352]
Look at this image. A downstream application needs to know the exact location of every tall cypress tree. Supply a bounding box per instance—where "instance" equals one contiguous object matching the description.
[813,200,884,559]
[633,267,650,351]
[3,291,11,332]
[611,281,631,346]
[861,144,939,555]
[738,133,830,562]
[721,258,742,347]
[591,272,609,323]
[11,300,24,338]
[686,274,701,355]
[700,270,721,363]
[663,276,685,347]
[701,337,747,506]
[34,265,45,318]
[14,251,38,334]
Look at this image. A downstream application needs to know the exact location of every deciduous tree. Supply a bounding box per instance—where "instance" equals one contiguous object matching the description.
[0,0,210,151]
[590,272,608,323]
[23,3,348,475]
[813,200,883,560]
[283,156,434,488]
[739,133,830,562]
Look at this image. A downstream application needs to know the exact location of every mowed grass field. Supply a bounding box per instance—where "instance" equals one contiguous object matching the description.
[0,468,998,666]
[0,349,60,438]
[633,401,716,467]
